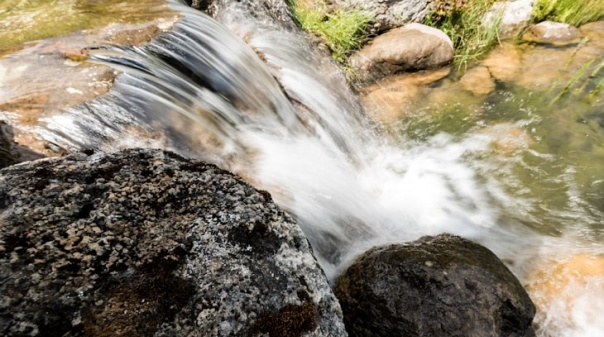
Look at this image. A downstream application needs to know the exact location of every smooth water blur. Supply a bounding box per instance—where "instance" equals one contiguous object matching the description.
[32,1,604,336]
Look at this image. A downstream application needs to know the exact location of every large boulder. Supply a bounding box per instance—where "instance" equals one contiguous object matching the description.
[0,149,347,337]
[349,23,453,82]
[334,234,536,337]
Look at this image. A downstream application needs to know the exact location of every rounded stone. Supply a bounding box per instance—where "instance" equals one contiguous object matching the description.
[334,234,536,337]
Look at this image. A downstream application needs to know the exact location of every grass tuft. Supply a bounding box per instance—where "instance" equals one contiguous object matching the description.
[289,1,372,64]
[423,0,500,70]
[532,0,604,26]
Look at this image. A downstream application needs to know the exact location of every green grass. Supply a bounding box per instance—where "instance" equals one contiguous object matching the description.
[289,1,372,64]
[423,0,501,70]
[532,0,604,26]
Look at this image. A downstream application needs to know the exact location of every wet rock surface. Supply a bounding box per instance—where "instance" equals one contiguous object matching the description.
[0,149,346,337]
[0,121,44,168]
[0,121,18,168]
[0,15,178,158]
[334,234,536,337]
[350,23,453,82]
[460,66,496,96]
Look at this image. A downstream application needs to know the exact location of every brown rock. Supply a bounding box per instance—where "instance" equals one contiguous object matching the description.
[482,42,522,82]
[580,21,604,49]
[525,253,604,333]
[360,68,451,123]
[523,21,582,46]
[459,66,496,96]
[350,23,454,82]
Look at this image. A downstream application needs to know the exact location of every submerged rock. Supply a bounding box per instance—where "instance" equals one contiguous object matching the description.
[460,66,496,96]
[482,42,522,82]
[350,23,453,82]
[0,149,346,337]
[334,234,536,337]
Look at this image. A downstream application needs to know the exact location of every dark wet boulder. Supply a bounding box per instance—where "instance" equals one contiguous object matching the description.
[334,234,536,337]
[0,121,19,168]
[0,149,347,337]
[0,121,45,168]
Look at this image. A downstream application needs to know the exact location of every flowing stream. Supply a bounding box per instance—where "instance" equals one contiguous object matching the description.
[22,1,604,336]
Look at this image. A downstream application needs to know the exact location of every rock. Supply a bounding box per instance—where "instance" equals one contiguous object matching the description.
[333,0,433,33]
[334,234,536,337]
[483,0,535,35]
[350,23,453,82]
[360,67,450,123]
[459,66,496,96]
[0,121,44,168]
[0,121,19,168]
[0,149,346,337]
[525,253,604,335]
[523,21,582,46]
[580,21,604,42]
[209,0,299,31]
[482,42,522,82]
[480,124,533,155]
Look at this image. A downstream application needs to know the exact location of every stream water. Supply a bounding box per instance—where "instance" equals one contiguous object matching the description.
[5,0,604,336]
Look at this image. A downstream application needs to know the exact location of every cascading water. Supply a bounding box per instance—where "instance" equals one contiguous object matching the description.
[34,1,604,336]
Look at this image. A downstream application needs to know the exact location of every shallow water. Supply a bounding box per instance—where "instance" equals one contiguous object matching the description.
[0,0,172,54]
[3,1,604,336]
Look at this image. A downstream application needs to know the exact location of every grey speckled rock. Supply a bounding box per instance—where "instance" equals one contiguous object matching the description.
[0,149,346,337]
[335,234,536,337]
[333,0,434,33]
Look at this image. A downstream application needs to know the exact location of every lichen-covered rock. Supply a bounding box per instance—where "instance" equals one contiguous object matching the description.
[349,23,453,82]
[334,234,536,337]
[0,149,347,337]
[333,0,433,33]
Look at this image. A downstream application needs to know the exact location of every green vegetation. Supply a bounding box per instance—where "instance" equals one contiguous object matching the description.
[0,0,172,55]
[289,1,372,63]
[423,0,501,70]
[531,0,604,26]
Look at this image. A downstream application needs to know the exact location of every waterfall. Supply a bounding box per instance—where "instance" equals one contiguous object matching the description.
[40,1,527,276]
